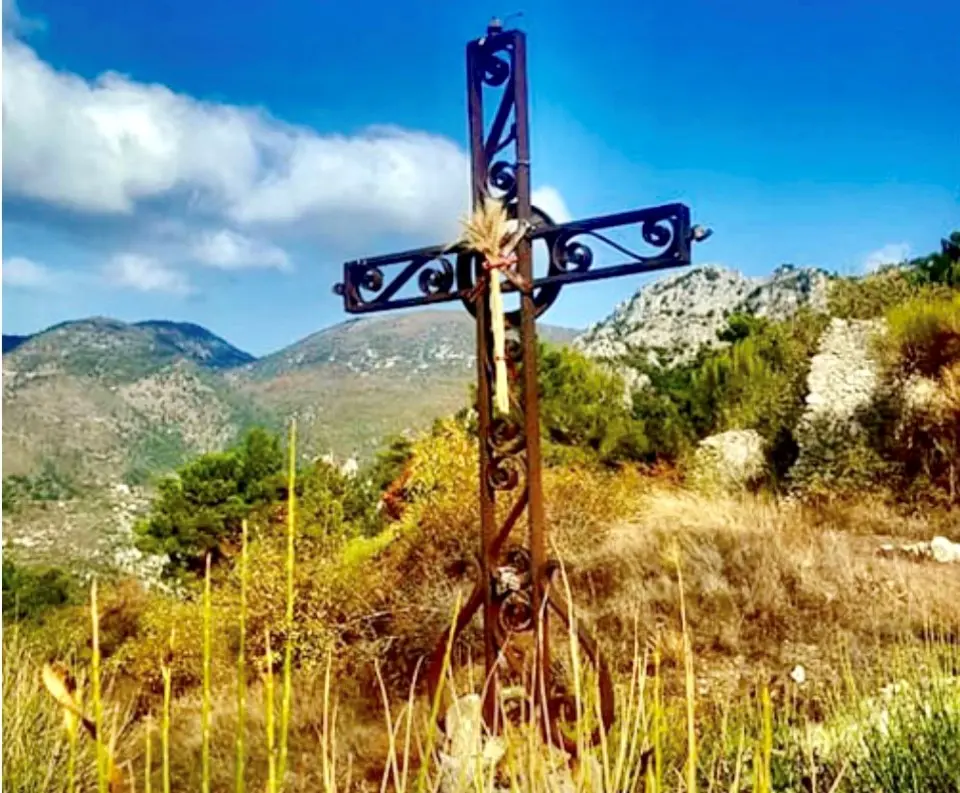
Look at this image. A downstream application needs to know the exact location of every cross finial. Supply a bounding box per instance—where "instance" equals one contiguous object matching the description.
[487,12,523,35]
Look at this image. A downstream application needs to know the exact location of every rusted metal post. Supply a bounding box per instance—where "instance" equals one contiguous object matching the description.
[508,30,552,725]
[465,32,501,726]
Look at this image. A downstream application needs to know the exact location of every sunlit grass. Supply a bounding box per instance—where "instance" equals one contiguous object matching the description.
[12,562,960,793]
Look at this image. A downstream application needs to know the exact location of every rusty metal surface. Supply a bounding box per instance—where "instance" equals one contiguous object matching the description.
[334,18,710,754]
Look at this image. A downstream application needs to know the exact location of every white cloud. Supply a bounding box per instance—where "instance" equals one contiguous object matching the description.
[2,255,54,288]
[2,27,573,286]
[103,253,192,295]
[1,39,468,239]
[531,186,573,224]
[863,242,911,273]
[192,229,291,271]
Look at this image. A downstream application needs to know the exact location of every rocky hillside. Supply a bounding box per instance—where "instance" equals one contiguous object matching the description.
[2,311,578,569]
[228,311,577,460]
[575,264,830,364]
[5,318,255,379]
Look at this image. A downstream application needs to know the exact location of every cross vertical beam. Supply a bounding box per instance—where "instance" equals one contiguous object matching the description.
[467,23,552,729]
[502,28,552,730]
[464,32,501,726]
[334,19,710,753]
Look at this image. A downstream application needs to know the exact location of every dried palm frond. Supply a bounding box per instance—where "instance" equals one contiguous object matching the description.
[456,196,520,414]
[458,195,511,260]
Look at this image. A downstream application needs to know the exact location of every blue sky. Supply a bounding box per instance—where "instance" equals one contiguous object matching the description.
[2,0,958,355]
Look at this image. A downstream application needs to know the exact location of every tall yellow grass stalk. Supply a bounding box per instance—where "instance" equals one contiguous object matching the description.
[202,554,213,793]
[649,646,664,793]
[236,518,250,793]
[279,419,298,788]
[68,701,79,793]
[91,580,108,793]
[674,553,698,793]
[264,629,277,793]
[144,716,152,793]
[320,652,337,793]
[161,628,173,793]
[754,687,773,793]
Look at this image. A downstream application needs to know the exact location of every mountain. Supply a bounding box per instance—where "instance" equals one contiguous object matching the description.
[229,310,578,459]
[2,319,264,487]
[574,264,830,364]
[241,311,577,380]
[2,267,834,567]
[5,259,829,495]
[2,311,578,490]
[3,318,254,381]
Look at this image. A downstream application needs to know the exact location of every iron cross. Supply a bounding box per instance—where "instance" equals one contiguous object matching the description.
[334,19,710,750]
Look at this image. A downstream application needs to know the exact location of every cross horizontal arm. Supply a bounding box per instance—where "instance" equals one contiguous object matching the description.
[334,201,703,315]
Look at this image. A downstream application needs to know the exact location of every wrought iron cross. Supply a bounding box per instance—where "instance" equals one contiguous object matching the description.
[334,20,709,751]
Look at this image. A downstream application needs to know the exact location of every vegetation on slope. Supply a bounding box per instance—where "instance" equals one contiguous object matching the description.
[4,423,959,791]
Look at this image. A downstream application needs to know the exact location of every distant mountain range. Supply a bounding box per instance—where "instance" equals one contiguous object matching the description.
[3,264,832,491]
[2,311,575,489]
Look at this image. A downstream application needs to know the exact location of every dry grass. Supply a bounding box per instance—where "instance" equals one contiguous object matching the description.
[573,488,960,698]
[11,560,958,793]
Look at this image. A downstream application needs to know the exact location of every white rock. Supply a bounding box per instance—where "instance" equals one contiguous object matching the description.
[790,665,807,685]
[877,536,960,564]
[792,318,884,480]
[930,536,960,564]
[439,695,506,793]
[691,429,766,492]
[802,318,883,423]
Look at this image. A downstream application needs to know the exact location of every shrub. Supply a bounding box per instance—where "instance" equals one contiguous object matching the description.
[827,234,958,321]
[869,295,960,503]
[2,462,77,513]
[828,268,918,320]
[787,413,892,499]
[299,457,383,544]
[700,311,826,440]
[882,293,960,379]
[2,559,78,622]
[817,676,960,793]
[906,229,960,288]
[364,433,414,494]
[537,344,646,464]
[650,310,828,484]
[134,427,286,576]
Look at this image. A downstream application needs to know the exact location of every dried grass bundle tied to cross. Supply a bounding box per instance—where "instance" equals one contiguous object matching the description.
[457,196,528,414]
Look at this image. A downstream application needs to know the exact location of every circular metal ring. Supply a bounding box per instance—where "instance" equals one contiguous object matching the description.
[457,204,563,323]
